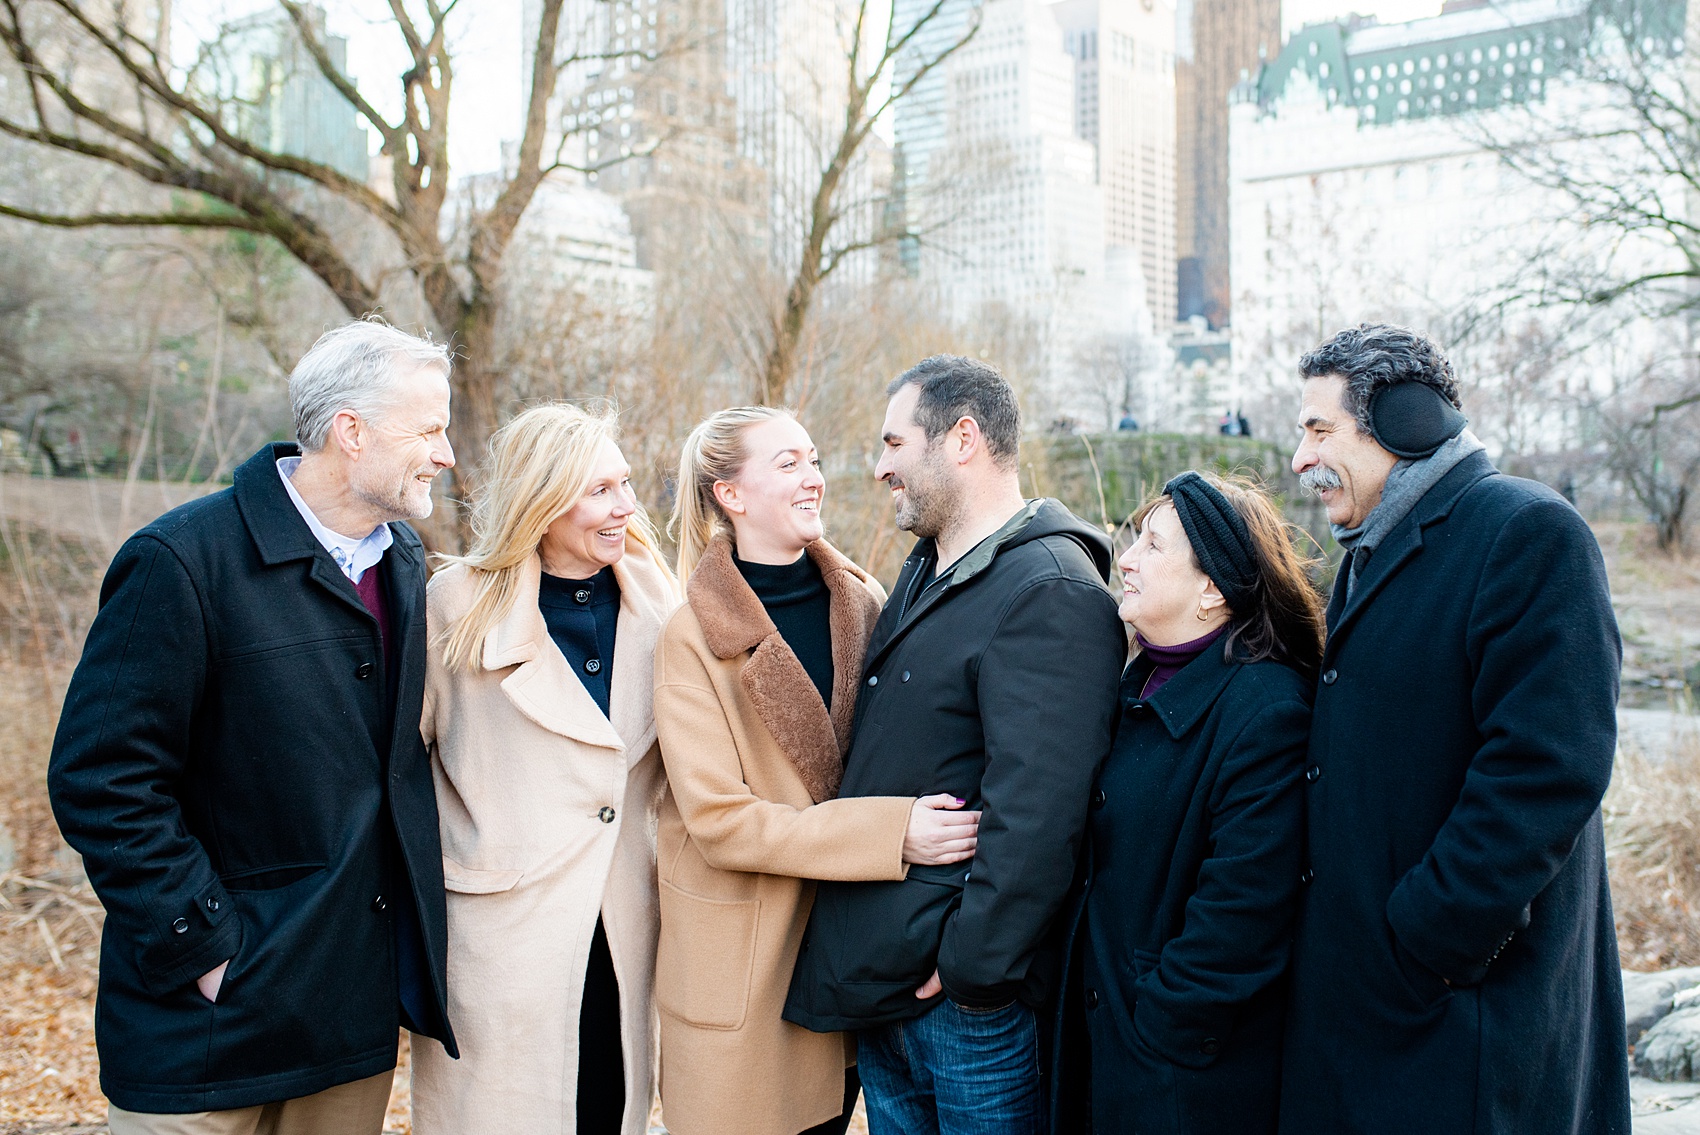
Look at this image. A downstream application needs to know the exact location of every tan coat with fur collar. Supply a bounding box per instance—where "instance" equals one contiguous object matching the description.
[653,537,915,1135]
[411,541,677,1135]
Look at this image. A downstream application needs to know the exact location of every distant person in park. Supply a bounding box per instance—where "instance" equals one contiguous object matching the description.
[1279,323,1630,1134]
[411,404,677,1135]
[48,319,459,1134]
[784,356,1127,1135]
[1052,471,1322,1135]
[651,407,980,1135]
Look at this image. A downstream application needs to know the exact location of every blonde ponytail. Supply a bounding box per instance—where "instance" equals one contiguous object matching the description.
[671,406,792,583]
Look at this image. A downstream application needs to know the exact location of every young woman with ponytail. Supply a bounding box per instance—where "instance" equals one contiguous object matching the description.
[652,407,980,1135]
[412,403,678,1135]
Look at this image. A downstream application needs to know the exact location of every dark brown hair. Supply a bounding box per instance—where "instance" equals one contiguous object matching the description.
[1133,472,1325,680]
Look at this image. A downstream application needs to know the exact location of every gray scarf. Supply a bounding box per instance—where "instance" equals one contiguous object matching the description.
[1332,429,1486,598]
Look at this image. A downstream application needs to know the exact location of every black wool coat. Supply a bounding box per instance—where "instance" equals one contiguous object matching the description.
[1279,450,1629,1135]
[48,443,456,1114]
[1053,645,1311,1135]
[784,499,1127,1030]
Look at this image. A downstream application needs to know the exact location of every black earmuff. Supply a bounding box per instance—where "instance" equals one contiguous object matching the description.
[1368,382,1467,459]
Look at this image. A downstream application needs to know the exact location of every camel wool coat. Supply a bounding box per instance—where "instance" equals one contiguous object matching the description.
[653,537,915,1135]
[411,541,678,1135]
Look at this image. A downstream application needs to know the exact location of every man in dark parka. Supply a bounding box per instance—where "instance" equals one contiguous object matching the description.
[48,321,459,1132]
[1279,324,1629,1135]
[785,355,1126,1134]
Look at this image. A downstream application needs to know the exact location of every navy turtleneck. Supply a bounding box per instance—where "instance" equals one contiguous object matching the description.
[538,565,620,718]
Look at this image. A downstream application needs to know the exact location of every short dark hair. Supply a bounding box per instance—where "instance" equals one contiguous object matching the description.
[886,355,1021,470]
[1298,323,1461,434]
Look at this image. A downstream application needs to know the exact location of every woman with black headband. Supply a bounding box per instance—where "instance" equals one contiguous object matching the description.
[1051,470,1324,1135]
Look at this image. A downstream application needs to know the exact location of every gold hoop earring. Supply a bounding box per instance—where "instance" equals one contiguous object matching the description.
[1196,604,1210,622]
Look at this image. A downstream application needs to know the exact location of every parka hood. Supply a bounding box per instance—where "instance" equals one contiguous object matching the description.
[939,497,1114,587]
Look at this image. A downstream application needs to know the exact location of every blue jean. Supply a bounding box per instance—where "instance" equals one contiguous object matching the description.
[857,999,1044,1135]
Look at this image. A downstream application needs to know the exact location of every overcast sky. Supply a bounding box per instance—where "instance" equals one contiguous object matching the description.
[177,1,1447,179]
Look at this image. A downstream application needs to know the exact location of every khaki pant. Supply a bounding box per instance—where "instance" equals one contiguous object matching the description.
[107,1070,394,1135]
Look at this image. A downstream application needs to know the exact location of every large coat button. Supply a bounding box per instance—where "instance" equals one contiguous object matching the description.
[599,806,617,823]
[371,895,388,913]
[574,589,591,604]
[355,662,375,680]
[1201,1037,1220,1056]
[172,917,189,934]
[205,897,220,912]
[584,658,602,675]
[1321,669,1338,685]
[1300,868,1315,885]
[1090,788,1107,808]
[1305,766,1321,782]
[1085,988,1100,1010]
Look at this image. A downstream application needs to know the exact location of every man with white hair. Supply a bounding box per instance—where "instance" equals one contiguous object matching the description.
[49,319,460,1134]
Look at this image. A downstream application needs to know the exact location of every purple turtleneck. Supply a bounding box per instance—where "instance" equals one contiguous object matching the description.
[1135,625,1228,698]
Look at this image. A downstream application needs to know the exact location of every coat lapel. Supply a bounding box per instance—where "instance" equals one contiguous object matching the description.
[234,441,373,622]
[607,539,677,768]
[484,555,626,751]
[1326,451,1498,649]
[688,536,878,803]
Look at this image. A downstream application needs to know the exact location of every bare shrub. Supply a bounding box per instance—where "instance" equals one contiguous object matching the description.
[1607,741,1700,970]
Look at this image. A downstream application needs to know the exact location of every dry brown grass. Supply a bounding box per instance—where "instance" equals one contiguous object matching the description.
[1608,741,1700,970]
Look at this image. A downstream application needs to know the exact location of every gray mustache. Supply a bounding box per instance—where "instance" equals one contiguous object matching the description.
[1300,466,1343,494]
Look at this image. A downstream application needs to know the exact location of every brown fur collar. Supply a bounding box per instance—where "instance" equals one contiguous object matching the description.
[687,535,882,802]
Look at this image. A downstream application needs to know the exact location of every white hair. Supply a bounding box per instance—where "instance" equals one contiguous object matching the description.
[289,319,453,452]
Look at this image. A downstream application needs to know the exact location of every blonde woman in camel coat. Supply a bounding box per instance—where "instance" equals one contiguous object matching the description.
[653,408,980,1135]
[412,405,677,1135]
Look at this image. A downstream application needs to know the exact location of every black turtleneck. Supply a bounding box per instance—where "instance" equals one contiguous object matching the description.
[736,550,834,707]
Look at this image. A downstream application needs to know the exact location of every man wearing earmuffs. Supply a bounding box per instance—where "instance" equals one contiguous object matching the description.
[1277,324,1630,1135]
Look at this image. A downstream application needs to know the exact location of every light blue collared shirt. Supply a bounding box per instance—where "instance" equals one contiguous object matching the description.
[276,456,393,584]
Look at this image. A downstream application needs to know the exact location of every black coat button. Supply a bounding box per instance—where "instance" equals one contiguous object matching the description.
[1201,1037,1220,1056]
[599,806,617,823]
[371,895,388,913]
[1128,702,1147,716]
[355,662,375,680]
[867,675,878,687]
[1322,669,1338,685]
[584,658,602,675]
[205,897,220,912]
[901,671,911,682]
[172,917,189,934]
[1091,788,1107,808]
[574,589,591,604]
[1085,988,1100,1010]
[1300,868,1315,885]
[1305,766,1321,782]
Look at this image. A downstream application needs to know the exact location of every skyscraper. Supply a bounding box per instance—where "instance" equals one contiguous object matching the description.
[1176,0,1280,326]
[1055,0,1178,331]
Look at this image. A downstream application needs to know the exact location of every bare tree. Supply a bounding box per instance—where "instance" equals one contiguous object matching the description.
[756,0,980,405]
[0,0,681,513]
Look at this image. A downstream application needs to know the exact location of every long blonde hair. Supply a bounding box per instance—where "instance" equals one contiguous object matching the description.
[671,405,794,582]
[435,403,670,671]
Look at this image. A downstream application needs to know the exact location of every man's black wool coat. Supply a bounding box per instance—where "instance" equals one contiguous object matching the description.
[48,442,456,1113]
[1278,449,1629,1135]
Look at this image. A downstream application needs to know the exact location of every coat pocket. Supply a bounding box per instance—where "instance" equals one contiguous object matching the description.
[656,879,760,1030]
[441,855,523,895]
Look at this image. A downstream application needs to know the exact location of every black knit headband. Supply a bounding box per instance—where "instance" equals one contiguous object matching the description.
[1162,471,1258,613]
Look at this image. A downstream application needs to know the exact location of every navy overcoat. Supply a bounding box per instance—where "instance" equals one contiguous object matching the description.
[1053,644,1310,1135]
[48,442,456,1113]
[1279,449,1629,1134]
